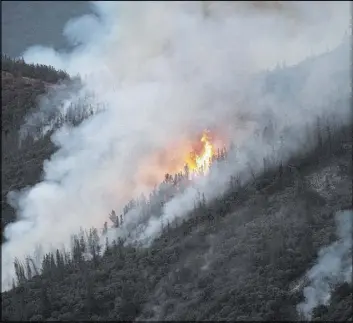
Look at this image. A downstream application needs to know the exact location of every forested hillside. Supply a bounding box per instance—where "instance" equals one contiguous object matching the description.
[1,56,352,321]
[1,56,80,233]
[1,57,69,232]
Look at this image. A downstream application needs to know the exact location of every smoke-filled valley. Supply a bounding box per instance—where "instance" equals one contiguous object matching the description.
[1,1,352,321]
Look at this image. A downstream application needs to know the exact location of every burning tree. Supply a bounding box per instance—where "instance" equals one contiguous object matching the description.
[107,129,229,234]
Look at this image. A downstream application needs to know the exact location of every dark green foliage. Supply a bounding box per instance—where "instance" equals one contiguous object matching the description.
[55,249,64,271]
[87,228,102,266]
[1,54,69,84]
[1,57,352,321]
[2,124,351,320]
[1,62,90,238]
[1,65,58,232]
[40,285,51,319]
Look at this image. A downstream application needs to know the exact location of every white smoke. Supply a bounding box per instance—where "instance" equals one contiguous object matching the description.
[297,209,353,320]
[1,1,351,291]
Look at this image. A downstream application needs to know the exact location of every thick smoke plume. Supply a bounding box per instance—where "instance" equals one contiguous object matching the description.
[2,2,351,291]
[297,209,353,320]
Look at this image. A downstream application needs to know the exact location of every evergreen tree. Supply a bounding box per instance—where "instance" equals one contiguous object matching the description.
[25,257,32,280]
[72,236,83,265]
[88,227,101,266]
[103,221,108,235]
[14,258,26,284]
[40,285,51,319]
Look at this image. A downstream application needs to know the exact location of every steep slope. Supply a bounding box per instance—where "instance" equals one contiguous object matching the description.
[1,58,68,231]
[1,128,351,321]
[1,51,352,320]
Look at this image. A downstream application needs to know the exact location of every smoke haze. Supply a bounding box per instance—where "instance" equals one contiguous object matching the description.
[1,1,351,291]
[297,209,353,320]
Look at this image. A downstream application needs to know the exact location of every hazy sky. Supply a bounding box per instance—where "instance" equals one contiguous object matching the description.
[1,1,90,57]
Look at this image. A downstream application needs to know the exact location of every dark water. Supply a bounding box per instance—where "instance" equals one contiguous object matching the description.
[1,1,91,58]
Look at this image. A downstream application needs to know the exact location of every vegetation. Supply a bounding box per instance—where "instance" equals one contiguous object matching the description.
[1,54,69,84]
[1,56,352,321]
[1,57,89,231]
[1,64,56,232]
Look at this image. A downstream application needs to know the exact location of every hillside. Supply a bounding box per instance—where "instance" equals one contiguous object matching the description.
[1,56,71,233]
[1,57,352,321]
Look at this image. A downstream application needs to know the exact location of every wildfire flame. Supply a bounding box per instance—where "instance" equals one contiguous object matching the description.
[134,128,226,191]
[184,130,215,179]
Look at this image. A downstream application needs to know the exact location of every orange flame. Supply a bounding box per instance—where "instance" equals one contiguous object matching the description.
[134,129,226,191]
[184,130,215,179]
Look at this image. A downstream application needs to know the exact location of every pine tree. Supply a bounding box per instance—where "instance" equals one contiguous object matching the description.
[103,221,108,235]
[14,258,26,284]
[79,234,86,254]
[88,227,101,266]
[25,257,32,280]
[63,250,71,266]
[105,236,110,255]
[47,252,56,274]
[41,254,50,275]
[55,249,65,276]
[72,236,83,265]
[109,210,118,227]
[84,272,95,317]
[29,257,39,276]
[40,285,51,319]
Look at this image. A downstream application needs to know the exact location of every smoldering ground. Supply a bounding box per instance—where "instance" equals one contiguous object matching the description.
[1,1,351,291]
